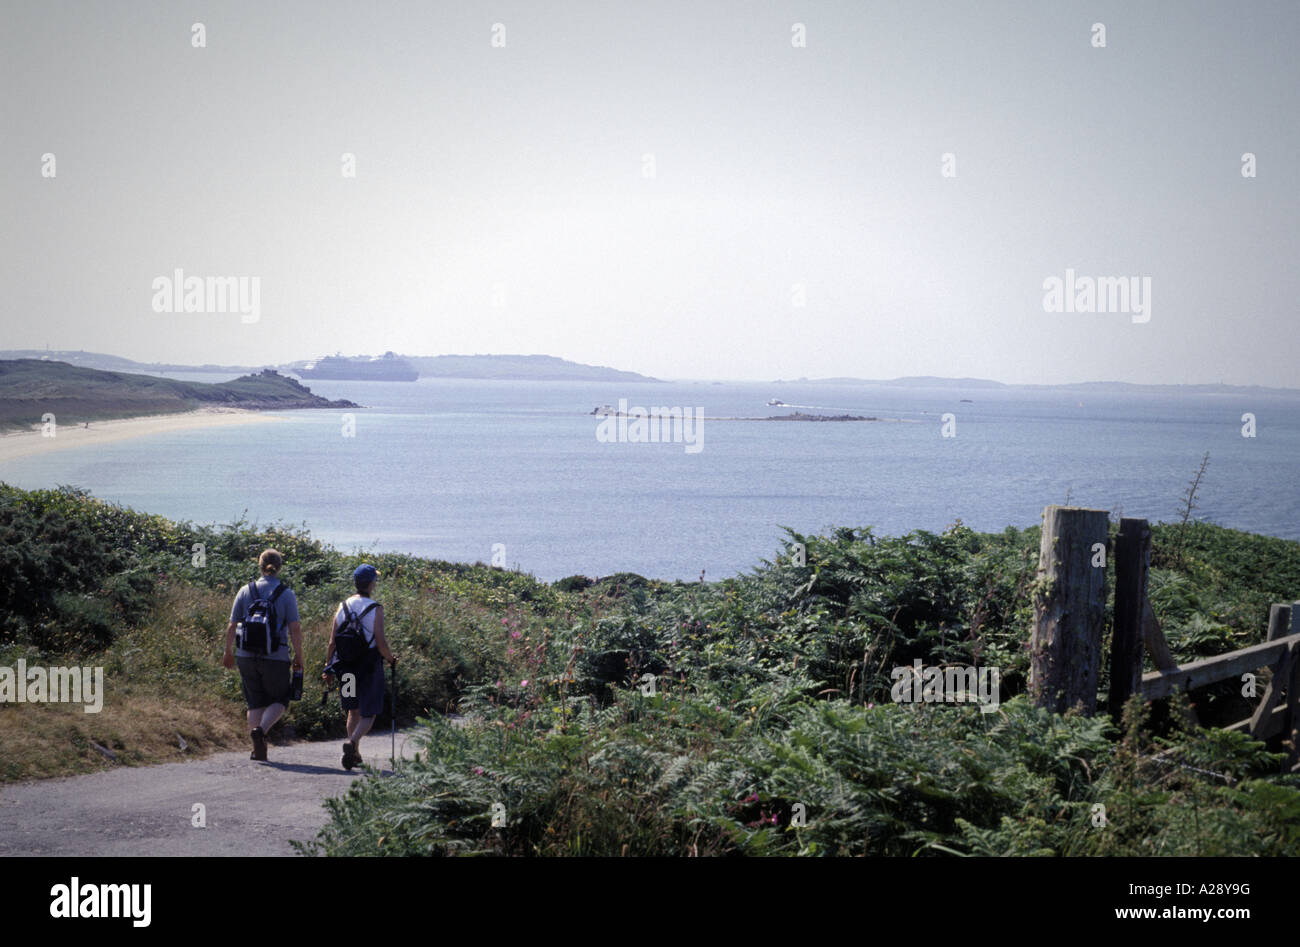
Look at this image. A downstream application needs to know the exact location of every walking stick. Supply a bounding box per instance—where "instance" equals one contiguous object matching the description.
[390,661,397,771]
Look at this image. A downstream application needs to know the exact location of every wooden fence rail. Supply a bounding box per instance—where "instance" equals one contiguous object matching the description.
[1029,505,1299,770]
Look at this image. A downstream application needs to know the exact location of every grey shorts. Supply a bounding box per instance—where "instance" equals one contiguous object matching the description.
[339,656,386,718]
[237,655,292,709]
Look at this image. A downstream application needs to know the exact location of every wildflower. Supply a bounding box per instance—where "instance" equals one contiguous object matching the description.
[511,630,521,639]
[474,766,485,775]
[521,679,529,687]
[745,793,758,803]
[867,703,875,709]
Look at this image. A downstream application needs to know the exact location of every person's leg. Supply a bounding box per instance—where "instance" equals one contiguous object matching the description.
[258,659,291,734]
[247,704,269,761]
[341,707,360,767]
[260,702,286,731]
[238,657,265,733]
[350,714,376,749]
[350,659,384,756]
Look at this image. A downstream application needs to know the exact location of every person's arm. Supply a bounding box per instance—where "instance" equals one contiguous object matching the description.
[223,590,243,669]
[223,621,237,669]
[322,606,339,679]
[289,621,303,671]
[372,607,396,666]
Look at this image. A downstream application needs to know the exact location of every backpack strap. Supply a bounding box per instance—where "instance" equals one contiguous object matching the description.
[357,602,379,645]
[241,581,258,625]
[269,582,288,647]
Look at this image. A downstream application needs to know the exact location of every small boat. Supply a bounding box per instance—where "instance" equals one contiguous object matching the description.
[767,399,786,406]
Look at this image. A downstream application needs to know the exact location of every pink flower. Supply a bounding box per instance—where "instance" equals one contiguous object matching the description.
[521,679,529,687]
[474,766,485,775]
[502,618,509,625]
[744,793,758,803]
[867,703,875,709]
[511,630,521,639]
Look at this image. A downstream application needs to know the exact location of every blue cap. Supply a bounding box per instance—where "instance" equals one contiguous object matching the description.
[353,563,380,584]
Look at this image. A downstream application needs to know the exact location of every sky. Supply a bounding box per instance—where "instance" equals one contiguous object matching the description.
[2,1,1297,385]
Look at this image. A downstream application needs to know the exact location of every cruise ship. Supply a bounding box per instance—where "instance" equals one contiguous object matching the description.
[295,352,419,382]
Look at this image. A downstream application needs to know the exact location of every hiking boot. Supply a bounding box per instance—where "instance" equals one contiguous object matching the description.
[250,727,268,761]
[341,741,356,770]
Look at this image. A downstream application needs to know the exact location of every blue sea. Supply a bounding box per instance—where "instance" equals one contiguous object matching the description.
[3,376,1297,581]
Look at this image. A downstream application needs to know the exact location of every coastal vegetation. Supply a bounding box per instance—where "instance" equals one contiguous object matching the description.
[0,360,356,432]
[1,481,1297,854]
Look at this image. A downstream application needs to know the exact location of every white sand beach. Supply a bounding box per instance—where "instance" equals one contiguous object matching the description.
[0,408,280,465]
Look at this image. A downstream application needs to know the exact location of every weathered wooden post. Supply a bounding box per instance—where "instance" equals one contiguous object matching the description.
[1109,518,1151,718]
[1030,505,1110,714]
[1267,604,1293,643]
[1250,603,1294,739]
[1288,603,1300,770]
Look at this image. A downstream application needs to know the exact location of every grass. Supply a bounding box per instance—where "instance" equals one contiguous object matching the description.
[3,482,1300,856]
[0,358,350,431]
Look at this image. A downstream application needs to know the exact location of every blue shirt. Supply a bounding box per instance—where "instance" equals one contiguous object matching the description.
[230,576,300,661]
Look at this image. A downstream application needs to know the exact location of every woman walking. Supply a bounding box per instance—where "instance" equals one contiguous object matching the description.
[323,563,396,769]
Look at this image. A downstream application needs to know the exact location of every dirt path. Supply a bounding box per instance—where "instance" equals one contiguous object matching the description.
[0,728,422,856]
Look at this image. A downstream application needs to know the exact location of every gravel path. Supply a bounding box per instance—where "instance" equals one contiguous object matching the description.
[0,728,423,856]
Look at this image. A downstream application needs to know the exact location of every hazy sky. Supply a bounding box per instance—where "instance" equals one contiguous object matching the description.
[3,1,1297,384]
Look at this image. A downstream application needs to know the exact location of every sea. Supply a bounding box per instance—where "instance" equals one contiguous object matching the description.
[3,376,1297,582]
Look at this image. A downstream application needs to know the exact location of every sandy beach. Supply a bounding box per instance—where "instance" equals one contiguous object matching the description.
[0,408,279,465]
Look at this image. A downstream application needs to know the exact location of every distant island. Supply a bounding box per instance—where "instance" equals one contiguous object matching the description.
[763,412,875,422]
[0,350,660,383]
[399,354,659,382]
[773,375,1300,396]
[0,360,357,433]
[0,349,253,375]
[590,405,877,422]
[285,353,660,382]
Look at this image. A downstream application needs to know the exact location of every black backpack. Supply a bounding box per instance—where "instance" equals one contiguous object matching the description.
[237,581,287,654]
[334,600,379,667]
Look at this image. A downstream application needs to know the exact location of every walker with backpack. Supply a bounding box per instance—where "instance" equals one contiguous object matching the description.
[235,581,287,655]
[321,595,398,769]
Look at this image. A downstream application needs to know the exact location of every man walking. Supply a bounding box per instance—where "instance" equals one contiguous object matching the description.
[222,549,303,761]
[324,563,396,769]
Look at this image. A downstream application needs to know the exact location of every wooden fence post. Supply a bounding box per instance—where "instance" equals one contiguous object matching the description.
[1288,603,1300,770]
[1109,518,1151,718]
[1247,603,1292,740]
[1030,505,1110,714]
